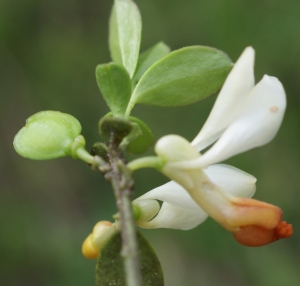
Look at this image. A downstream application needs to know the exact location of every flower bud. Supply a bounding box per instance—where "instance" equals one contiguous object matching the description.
[82,221,117,259]
[14,111,81,160]
[82,234,99,259]
[91,142,109,162]
[98,115,133,144]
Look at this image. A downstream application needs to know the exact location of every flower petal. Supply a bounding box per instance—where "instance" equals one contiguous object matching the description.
[177,75,286,169]
[138,201,208,230]
[204,164,256,198]
[134,164,256,230]
[136,180,200,210]
[191,47,255,151]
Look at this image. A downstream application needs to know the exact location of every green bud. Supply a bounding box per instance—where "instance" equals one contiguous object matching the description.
[91,142,109,162]
[13,111,82,160]
[99,115,133,144]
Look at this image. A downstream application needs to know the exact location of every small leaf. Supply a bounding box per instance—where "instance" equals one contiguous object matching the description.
[13,111,81,160]
[133,42,171,86]
[95,231,164,286]
[129,46,233,111]
[126,116,154,154]
[96,63,132,116]
[109,0,142,78]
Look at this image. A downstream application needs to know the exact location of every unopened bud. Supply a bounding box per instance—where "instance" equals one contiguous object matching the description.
[82,220,117,259]
[14,111,82,160]
[82,234,99,259]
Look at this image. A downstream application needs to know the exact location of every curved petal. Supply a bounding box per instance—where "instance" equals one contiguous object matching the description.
[204,164,256,198]
[138,202,208,230]
[136,164,256,210]
[136,180,200,210]
[177,75,286,169]
[134,164,256,230]
[133,199,160,224]
[191,47,255,151]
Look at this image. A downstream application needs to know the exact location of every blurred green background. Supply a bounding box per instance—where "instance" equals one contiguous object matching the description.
[1,0,300,285]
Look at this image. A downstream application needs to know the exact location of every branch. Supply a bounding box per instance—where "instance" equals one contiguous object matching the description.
[106,135,141,286]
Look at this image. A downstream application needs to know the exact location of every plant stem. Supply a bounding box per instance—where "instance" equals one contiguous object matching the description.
[107,136,141,286]
[127,156,164,171]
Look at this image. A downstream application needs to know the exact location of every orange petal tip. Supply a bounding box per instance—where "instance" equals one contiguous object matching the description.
[232,220,293,247]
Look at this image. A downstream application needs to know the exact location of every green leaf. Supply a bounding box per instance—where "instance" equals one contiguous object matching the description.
[13,111,81,160]
[96,63,132,116]
[127,46,233,113]
[133,42,171,86]
[109,0,142,78]
[126,116,154,154]
[95,231,164,286]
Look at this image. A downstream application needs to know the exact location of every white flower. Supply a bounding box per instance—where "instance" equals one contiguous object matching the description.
[134,164,256,230]
[131,47,292,246]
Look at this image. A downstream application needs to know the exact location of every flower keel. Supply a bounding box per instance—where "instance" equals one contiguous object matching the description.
[232,220,293,247]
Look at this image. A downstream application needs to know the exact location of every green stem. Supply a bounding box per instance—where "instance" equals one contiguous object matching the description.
[75,147,94,164]
[107,136,141,286]
[125,100,135,117]
[128,156,164,171]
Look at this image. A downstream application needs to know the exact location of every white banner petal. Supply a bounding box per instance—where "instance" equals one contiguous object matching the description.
[177,75,286,169]
[192,47,255,151]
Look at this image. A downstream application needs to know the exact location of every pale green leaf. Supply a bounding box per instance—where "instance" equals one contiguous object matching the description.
[127,46,233,113]
[109,0,142,78]
[133,42,171,86]
[96,63,132,116]
[109,5,122,65]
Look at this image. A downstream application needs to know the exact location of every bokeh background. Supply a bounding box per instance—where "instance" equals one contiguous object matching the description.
[1,0,300,285]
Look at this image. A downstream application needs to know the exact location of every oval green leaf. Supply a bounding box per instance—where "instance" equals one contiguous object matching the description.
[95,231,164,286]
[128,46,233,112]
[132,42,171,86]
[13,111,81,160]
[96,63,132,116]
[109,0,142,78]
